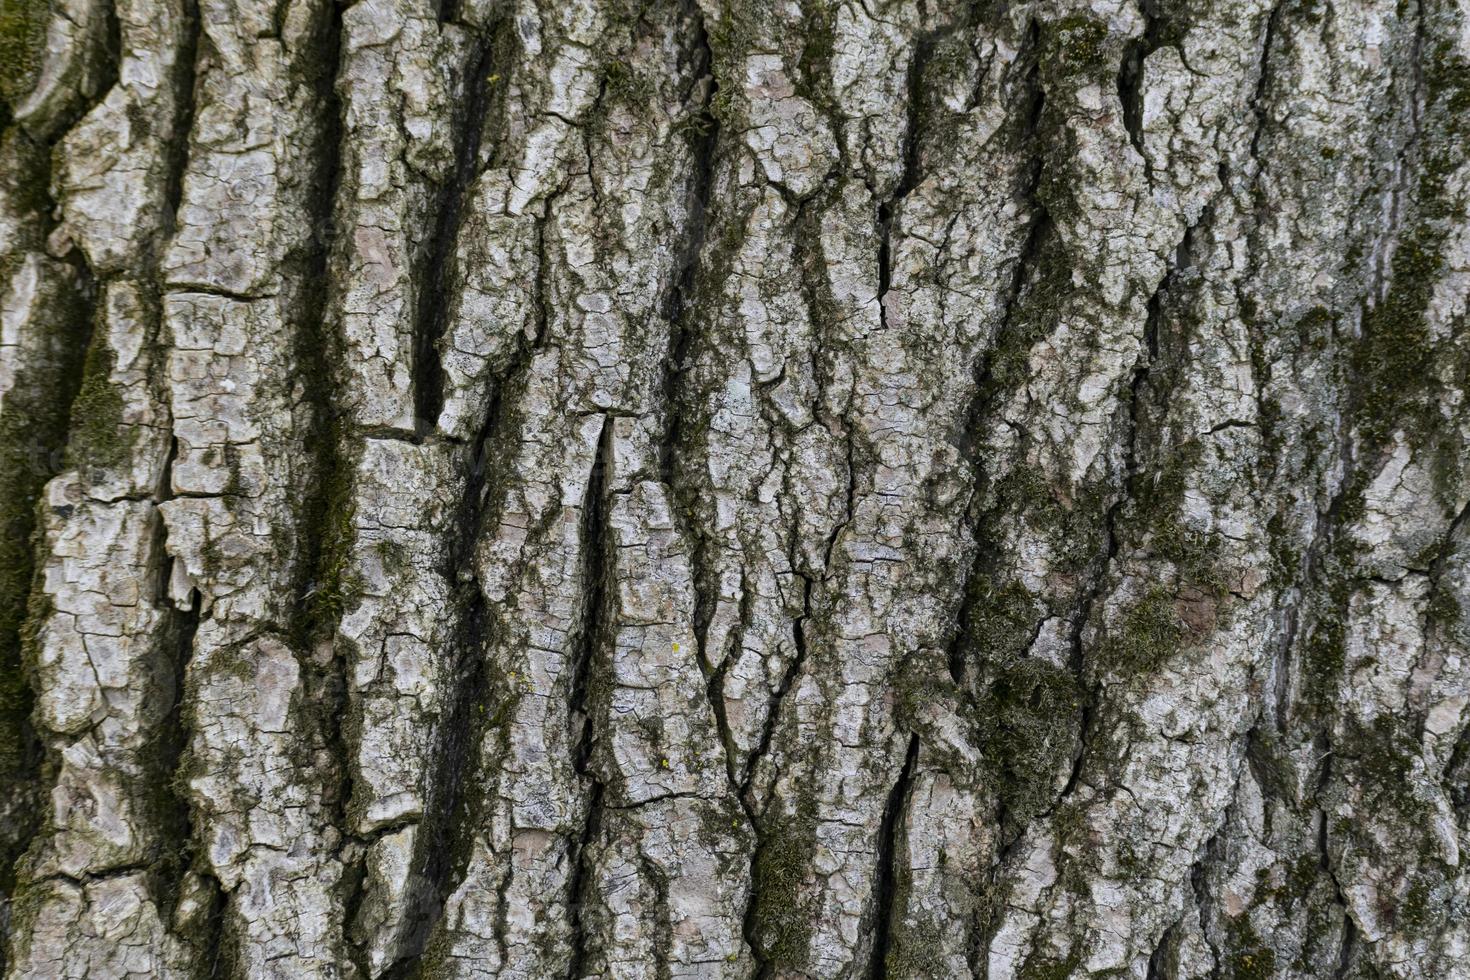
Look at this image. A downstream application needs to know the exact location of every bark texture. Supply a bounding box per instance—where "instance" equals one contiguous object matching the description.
[2,0,1469,976]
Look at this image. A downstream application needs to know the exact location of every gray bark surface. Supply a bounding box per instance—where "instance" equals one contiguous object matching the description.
[1,0,1468,976]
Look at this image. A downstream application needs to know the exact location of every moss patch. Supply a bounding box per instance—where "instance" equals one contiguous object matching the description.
[750,797,818,970]
[66,339,135,472]
[1350,33,1470,494]
[975,658,1083,825]
[1227,935,1277,980]
[1094,585,1190,675]
[0,0,49,111]
[1042,15,1112,77]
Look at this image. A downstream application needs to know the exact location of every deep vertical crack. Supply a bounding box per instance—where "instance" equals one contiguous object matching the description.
[411,19,505,433]
[1117,0,1166,183]
[874,28,933,333]
[868,733,920,980]
[659,7,735,790]
[565,417,614,980]
[385,182,552,975]
[383,359,503,976]
[0,118,108,976]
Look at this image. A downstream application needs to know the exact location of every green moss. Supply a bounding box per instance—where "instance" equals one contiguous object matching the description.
[961,579,1040,664]
[884,912,945,979]
[1094,586,1186,675]
[0,0,49,110]
[1286,853,1319,897]
[1329,720,1460,905]
[979,467,1108,575]
[1042,15,1112,76]
[1219,915,1277,979]
[66,338,136,472]
[1299,576,1352,710]
[1130,439,1229,590]
[750,797,818,970]
[1350,34,1470,494]
[980,246,1074,403]
[1018,949,1083,980]
[600,59,656,109]
[293,420,359,640]
[1426,582,1463,628]
[794,0,836,109]
[975,659,1083,825]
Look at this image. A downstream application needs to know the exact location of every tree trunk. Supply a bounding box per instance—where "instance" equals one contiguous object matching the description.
[2,0,1468,976]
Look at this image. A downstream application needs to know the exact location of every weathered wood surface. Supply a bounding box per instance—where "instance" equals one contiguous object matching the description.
[1,0,1469,976]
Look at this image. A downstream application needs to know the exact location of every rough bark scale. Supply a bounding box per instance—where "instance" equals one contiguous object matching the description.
[1,0,1468,975]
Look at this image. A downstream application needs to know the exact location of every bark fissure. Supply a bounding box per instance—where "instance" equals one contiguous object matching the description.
[411,24,502,432]
[660,14,738,791]
[6,0,1470,974]
[565,417,614,980]
[1117,0,1166,183]
[868,733,919,980]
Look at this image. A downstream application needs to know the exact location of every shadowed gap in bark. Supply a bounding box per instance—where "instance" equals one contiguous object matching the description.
[411,16,509,433]
[0,139,106,976]
[384,177,555,974]
[1117,0,1170,183]
[565,416,613,980]
[948,16,1048,690]
[869,733,920,980]
[658,7,739,791]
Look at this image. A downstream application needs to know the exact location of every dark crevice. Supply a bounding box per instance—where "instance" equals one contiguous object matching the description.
[874,27,935,332]
[272,0,355,971]
[658,13,745,803]
[0,1,124,918]
[1314,753,1361,980]
[1187,832,1224,968]
[148,591,201,917]
[1426,490,1470,601]
[1245,0,1285,167]
[956,29,1055,972]
[185,871,228,980]
[1059,155,1228,805]
[385,176,556,975]
[1333,914,1358,980]
[0,157,103,978]
[738,569,815,979]
[5,0,199,946]
[158,593,223,975]
[357,10,517,973]
[1232,0,1304,736]
[9,0,190,962]
[868,733,919,980]
[380,413,497,974]
[740,572,814,804]
[1145,920,1177,980]
[287,0,347,639]
[337,849,372,979]
[145,0,204,937]
[382,355,502,974]
[948,20,1048,690]
[412,22,506,433]
[565,418,614,980]
[161,0,201,252]
[659,16,719,695]
[741,866,772,980]
[1117,0,1166,182]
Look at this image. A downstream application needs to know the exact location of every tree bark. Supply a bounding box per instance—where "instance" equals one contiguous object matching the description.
[2,0,1469,976]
